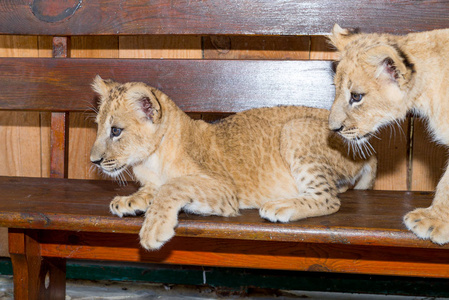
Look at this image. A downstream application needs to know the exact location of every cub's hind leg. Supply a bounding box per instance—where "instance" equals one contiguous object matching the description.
[259,118,343,223]
[259,159,341,222]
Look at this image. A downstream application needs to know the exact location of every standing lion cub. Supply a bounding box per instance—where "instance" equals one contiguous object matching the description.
[328,24,449,244]
[90,76,376,250]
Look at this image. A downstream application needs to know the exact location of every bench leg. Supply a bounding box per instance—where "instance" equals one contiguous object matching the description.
[9,229,66,300]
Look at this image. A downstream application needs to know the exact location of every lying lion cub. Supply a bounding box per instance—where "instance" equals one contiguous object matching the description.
[328,24,449,244]
[90,76,376,250]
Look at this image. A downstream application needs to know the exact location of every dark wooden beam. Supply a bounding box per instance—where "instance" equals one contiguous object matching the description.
[0,58,335,113]
[49,37,70,179]
[0,0,447,36]
[38,232,449,278]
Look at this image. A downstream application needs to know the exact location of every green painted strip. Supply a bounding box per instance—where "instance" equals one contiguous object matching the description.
[205,267,449,297]
[0,258,448,297]
[66,261,204,286]
[0,258,12,275]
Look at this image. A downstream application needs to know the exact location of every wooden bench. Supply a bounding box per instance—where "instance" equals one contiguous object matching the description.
[0,1,448,299]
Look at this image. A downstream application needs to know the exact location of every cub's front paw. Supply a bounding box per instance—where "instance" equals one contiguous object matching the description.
[404,207,449,245]
[110,195,149,217]
[139,210,177,250]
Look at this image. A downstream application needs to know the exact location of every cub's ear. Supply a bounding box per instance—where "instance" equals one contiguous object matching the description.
[366,45,414,85]
[127,85,162,123]
[91,75,118,97]
[328,24,359,51]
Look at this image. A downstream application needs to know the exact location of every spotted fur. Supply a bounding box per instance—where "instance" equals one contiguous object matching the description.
[90,76,376,250]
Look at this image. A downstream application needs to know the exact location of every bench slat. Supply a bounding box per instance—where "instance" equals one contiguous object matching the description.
[0,58,335,112]
[0,176,443,250]
[1,1,448,36]
[38,233,449,278]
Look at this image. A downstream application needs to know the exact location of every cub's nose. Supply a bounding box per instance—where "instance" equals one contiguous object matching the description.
[91,157,104,165]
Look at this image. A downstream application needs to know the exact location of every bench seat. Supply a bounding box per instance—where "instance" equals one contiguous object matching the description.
[0,175,438,247]
[3,176,449,281]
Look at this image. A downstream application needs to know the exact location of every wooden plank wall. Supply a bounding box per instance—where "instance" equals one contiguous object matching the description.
[0,35,52,256]
[0,35,447,256]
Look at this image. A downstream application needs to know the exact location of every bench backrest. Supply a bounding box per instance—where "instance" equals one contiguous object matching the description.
[2,1,447,113]
[1,0,446,35]
[0,0,448,182]
[0,58,335,112]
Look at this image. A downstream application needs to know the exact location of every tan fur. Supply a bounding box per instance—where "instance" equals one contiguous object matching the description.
[90,76,376,250]
[328,24,449,244]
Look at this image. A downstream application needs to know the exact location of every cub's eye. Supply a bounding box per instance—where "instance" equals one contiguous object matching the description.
[110,127,122,138]
[350,93,364,104]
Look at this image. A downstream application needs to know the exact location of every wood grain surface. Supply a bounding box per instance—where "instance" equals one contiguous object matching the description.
[3,175,449,278]
[119,36,202,59]
[411,118,448,191]
[71,36,118,59]
[0,58,336,112]
[203,36,310,60]
[38,233,449,278]
[49,37,70,179]
[68,36,119,180]
[371,120,410,191]
[0,176,443,250]
[0,1,447,35]
[37,36,52,179]
[49,112,68,178]
[310,36,338,60]
[0,35,43,258]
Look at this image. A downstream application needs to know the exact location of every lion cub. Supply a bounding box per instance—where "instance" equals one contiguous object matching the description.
[90,76,376,250]
[328,24,449,244]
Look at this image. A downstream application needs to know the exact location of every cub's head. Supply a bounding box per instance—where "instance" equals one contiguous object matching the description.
[328,24,414,146]
[90,76,165,178]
